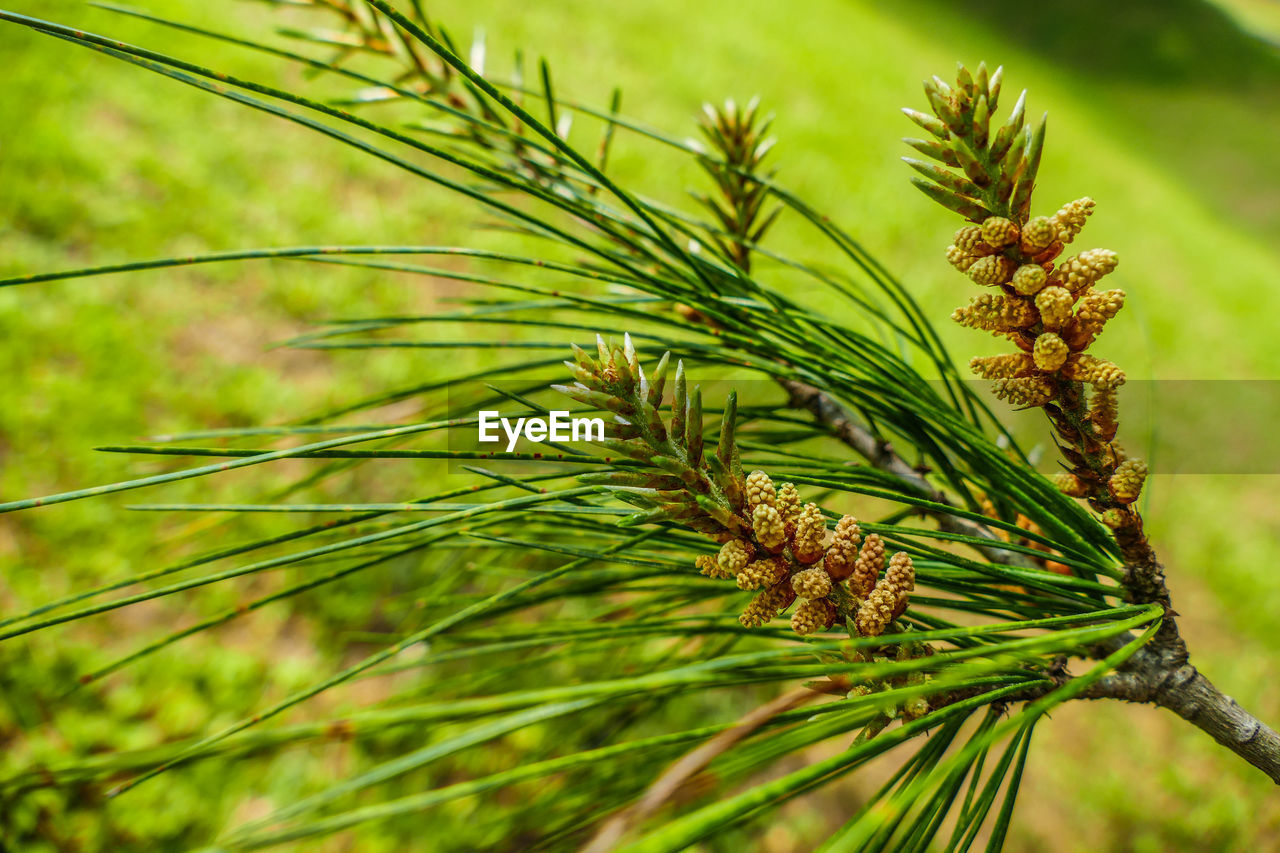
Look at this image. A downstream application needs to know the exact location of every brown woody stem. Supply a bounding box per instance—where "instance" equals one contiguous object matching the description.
[1085,660,1280,784]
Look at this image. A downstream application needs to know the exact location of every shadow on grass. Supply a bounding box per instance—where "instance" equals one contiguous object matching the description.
[887,0,1280,236]
[898,0,1280,86]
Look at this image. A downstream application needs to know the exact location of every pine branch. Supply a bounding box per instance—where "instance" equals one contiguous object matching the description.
[2,4,1275,848]
[909,61,1280,786]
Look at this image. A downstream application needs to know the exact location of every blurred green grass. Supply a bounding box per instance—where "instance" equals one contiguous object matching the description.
[1,0,1278,849]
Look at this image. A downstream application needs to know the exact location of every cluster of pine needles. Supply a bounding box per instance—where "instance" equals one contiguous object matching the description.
[0,4,1166,851]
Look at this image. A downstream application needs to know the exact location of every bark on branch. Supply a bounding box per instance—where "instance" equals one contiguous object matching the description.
[1084,665,1280,784]
[777,378,1036,569]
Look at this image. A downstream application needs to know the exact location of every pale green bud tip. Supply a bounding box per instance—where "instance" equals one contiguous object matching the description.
[1109,459,1147,504]
[744,470,777,512]
[1011,264,1048,295]
[980,215,1019,249]
[751,504,787,551]
[967,254,1015,286]
[792,503,827,562]
[1021,216,1058,253]
[1033,332,1070,372]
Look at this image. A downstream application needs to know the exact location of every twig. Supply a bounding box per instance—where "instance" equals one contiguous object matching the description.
[778,377,1036,569]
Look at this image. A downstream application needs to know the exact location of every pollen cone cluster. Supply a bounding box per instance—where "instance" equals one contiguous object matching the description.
[949,207,1128,407]
[854,551,916,638]
[904,62,1147,512]
[559,343,918,638]
[698,471,916,636]
[946,208,1145,510]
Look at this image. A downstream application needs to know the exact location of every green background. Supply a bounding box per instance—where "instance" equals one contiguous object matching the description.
[2,0,1279,849]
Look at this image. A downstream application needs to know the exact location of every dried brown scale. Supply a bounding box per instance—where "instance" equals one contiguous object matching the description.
[745,470,777,512]
[1030,240,1065,265]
